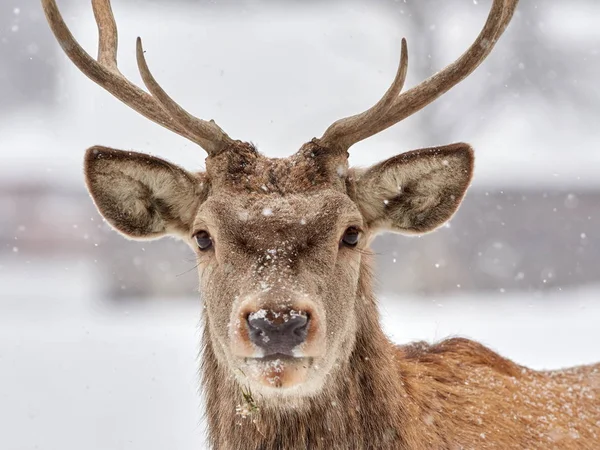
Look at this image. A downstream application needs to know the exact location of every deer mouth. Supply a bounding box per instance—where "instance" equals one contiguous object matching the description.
[241,355,314,389]
[244,354,314,364]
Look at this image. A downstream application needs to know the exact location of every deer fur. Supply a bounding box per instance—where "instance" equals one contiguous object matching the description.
[84,142,599,449]
[202,267,600,450]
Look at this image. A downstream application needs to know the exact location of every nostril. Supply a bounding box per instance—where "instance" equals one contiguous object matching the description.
[293,324,307,337]
[246,315,269,340]
[288,313,309,337]
[246,311,270,332]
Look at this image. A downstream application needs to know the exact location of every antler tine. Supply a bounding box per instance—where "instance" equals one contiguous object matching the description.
[92,0,118,70]
[136,38,233,156]
[320,38,408,152]
[318,0,519,152]
[495,0,519,40]
[42,0,234,155]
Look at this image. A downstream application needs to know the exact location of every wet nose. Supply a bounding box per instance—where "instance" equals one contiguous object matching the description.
[246,310,309,356]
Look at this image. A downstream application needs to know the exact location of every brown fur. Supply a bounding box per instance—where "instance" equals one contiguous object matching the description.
[201,254,599,449]
[83,142,599,449]
[206,140,348,193]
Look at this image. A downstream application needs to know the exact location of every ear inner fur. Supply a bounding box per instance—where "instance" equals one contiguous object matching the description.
[84,146,206,239]
[351,143,474,234]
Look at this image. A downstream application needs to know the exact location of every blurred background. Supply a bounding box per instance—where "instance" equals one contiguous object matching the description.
[1,0,599,449]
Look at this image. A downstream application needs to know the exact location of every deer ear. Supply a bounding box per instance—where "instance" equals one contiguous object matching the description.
[84,146,206,239]
[351,143,474,234]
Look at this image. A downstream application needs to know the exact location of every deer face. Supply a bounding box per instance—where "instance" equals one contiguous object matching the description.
[84,140,473,399]
[196,189,361,395]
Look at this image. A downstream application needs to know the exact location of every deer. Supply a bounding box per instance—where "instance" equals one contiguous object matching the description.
[42,0,599,448]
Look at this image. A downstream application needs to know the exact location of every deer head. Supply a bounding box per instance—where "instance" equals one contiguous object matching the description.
[44,0,517,401]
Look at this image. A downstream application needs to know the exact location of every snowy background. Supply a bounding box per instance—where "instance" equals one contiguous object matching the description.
[1,0,599,449]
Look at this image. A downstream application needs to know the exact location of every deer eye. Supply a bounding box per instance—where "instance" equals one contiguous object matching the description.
[341,227,360,247]
[194,231,213,251]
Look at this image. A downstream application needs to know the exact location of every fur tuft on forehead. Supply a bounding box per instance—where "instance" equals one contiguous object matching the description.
[205,140,348,194]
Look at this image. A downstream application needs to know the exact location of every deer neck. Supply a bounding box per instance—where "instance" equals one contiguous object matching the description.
[200,257,417,449]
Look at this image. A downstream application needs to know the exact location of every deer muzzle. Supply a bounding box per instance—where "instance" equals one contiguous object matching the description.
[246,309,309,356]
[230,296,326,360]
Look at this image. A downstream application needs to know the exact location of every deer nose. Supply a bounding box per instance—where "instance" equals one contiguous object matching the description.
[246,310,309,356]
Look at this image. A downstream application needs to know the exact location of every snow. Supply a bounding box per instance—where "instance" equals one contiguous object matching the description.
[1,284,598,450]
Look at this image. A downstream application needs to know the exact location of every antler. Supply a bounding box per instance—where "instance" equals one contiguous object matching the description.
[318,0,519,152]
[42,0,235,155]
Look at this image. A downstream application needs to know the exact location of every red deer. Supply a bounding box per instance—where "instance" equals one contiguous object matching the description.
[43,0,599,448]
